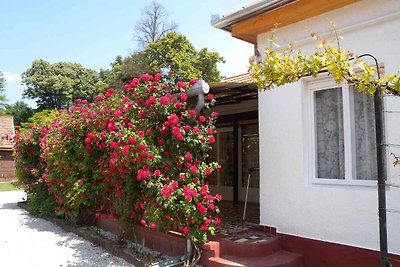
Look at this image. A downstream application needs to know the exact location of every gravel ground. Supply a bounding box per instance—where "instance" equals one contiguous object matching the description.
[0,191,135,267]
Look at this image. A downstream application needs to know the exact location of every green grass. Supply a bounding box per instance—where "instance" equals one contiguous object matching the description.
[0,181,21,192]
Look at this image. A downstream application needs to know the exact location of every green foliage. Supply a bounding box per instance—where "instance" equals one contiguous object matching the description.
[250,31,400,96]
[14,73,221,246]
[197,48,225,82]
[103,33,224,90]
[0,182,20,192]
[0,71,7,114]
[144,32,224,82]
[20,109,59,130]
[22,60,107,110]
[27,184,57,217]
[5,101,34,127]
[13,123,55,218]
[100,53,151,90]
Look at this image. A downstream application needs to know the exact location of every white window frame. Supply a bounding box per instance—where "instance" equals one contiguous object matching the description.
[304,76,378,187]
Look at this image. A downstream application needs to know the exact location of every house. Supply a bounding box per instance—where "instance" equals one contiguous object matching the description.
[0,116,15,180]
[212,0,400,266]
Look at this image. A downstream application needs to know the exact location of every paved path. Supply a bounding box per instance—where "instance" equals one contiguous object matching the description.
[0,191,134,267]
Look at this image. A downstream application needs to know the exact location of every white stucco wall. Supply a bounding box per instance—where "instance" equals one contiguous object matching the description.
[257,0,400,254]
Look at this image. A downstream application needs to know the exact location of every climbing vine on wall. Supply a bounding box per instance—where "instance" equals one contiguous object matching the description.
[249,30,400,96]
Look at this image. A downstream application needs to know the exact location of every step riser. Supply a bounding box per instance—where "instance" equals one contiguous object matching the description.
[220,238,281,257]
[208,254,302,267]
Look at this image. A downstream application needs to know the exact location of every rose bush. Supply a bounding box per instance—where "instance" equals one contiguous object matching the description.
[14,73,221,244]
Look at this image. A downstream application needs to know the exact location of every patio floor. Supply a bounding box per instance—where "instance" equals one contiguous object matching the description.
[216,201,260,235]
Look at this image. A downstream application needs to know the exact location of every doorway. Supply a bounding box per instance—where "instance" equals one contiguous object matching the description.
[208,122,260,204]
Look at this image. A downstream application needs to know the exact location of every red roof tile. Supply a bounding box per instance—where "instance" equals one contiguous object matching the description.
[0,116,14,150]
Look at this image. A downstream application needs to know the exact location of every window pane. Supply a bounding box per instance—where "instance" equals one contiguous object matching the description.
[219,131,233,186]
[241,124,259,188]
[315,88,345,179]
[353,89,378,180]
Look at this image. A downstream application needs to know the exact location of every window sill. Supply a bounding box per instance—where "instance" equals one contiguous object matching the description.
[310,178,377,187]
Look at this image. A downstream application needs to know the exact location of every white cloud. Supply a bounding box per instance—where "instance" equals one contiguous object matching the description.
[3,72,22,85]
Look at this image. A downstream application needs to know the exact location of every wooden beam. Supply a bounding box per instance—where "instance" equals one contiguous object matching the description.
[231,0,359,44]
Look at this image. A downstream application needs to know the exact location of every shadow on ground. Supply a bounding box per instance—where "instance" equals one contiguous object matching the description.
[19,215,126,267]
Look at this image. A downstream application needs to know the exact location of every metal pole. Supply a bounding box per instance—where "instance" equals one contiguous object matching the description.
[374,91,392,267]
[242,170,251,221]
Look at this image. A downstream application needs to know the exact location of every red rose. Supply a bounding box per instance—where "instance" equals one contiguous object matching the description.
[180,226,190,235]
[208,136,215,144]
[184,152,193,161]
[109,141,119,149]
[180,93,188,102]
[196,203,207,214]
[128,137,137,145]
[190,165,198,173]
[149,222,157,230]
[188,109,196,117]
[168,114,179,126]
[161,185,172,198]
[122,145,130,155]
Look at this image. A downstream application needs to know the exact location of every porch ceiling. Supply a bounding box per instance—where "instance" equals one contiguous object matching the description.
[209,74,258,105]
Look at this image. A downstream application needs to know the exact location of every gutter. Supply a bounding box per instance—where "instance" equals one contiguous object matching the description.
[211,0,298,32]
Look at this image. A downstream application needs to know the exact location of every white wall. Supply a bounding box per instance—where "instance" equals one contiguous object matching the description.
[257,0,400,254]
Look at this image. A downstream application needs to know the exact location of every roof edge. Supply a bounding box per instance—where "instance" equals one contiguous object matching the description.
[211,0,298,32]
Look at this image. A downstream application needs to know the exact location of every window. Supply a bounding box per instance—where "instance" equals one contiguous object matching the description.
[307,79,381,185]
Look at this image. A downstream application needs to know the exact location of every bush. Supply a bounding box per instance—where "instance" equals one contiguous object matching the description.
[14,73,221,244]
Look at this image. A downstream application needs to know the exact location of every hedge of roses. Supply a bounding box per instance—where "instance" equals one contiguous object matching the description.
[14,73,221,244]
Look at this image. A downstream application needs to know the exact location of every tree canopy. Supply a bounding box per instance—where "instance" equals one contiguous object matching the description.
[22,60,107,110]
[0,71,7,114]
[134,1,178,47]
[100,53,151,90]
[104,32,224,89]
[5,101,34,127]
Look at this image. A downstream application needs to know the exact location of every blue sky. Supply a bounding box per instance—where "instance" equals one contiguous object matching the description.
[0,0,253,107]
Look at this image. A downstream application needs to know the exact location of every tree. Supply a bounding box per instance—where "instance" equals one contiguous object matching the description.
[104,33,224,89]
[144,32,224,81]
[0,71,7,114]
[20,109,59,130]
[134,1,178,48]
[100,53,151,89]
[22,60,107,110]
[5,101,34,126]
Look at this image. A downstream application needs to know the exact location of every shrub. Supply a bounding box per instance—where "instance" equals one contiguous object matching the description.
[14,73,221,244]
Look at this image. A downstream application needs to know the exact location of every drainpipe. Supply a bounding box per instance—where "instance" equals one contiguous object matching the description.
[151,80,210,267]
[172,80,210,113]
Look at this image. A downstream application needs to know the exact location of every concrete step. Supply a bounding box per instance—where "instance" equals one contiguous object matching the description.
[208,250,303,267]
